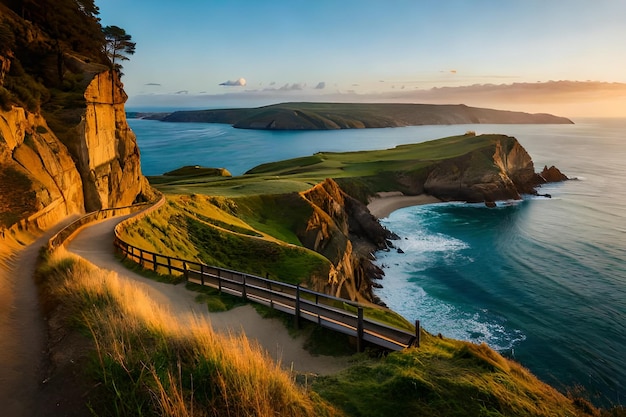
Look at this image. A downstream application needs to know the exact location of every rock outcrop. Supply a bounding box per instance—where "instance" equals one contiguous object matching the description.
[0,67,149,233]
[77,71,146,211]
[0,107,84,231]
[298,179,396,303]
[422,135,540,203]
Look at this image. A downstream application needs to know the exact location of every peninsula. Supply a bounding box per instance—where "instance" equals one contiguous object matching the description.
[136,102,573,130]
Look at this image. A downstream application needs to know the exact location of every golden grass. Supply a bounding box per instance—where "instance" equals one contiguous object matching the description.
[43,248,342,416]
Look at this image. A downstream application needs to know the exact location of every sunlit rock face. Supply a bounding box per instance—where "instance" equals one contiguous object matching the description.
[78,70,145,211]
[299,179,394,304]
[0,70,148,234]
[0,107,84,231]
[423,135,542,203]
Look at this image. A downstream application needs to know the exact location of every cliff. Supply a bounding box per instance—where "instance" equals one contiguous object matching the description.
[0,3,149,235]
[77,70,147,211]
[148,102,574,129]
[0,70,149,235]
[421,134,545,203]
[298,179,395,303]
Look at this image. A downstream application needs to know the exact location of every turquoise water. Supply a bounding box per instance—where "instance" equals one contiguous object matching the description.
[129,117,626,406]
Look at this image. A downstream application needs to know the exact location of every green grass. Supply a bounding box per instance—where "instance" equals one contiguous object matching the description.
[313,334,596,417]
[150,133,506,200]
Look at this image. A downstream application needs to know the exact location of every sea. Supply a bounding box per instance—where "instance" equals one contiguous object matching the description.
[128,115,626,407]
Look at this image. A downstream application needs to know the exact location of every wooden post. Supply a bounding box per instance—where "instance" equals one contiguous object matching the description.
[357,307,364,353]
[153,253,157,272]
[200,264,205,286]
[242,274,247,301]
[415,319,421,348]
[167,257,172,275]
[139,249,144,267]
[294,284,301,330]
[183,262,188,282]
[218,269,222,294]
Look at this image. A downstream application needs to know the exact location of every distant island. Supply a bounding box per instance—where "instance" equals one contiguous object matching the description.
[132,102,574,130]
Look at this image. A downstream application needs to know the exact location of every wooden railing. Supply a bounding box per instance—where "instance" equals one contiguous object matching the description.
[47,200,161,250]
[113,214,421,351]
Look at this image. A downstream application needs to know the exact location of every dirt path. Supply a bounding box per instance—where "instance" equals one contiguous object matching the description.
[0,218,77,417]
[66,216,350,375]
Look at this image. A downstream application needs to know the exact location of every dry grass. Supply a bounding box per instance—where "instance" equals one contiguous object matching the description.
[41,248,341,416]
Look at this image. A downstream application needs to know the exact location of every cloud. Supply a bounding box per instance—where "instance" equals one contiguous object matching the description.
[314,81,326,90]
[278,83,305,91]
[219,77,247,87]
[174,90,188,95]
[145,82,161,86]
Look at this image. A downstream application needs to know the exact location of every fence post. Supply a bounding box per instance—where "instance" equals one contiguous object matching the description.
[294,284,301,330]
[218,269,222,294]
[183,262,188,282]
[139,249,144,267]
[357,307,364,353]
[415,320,421,348]
[153,253,157,272]
[167,257,172,275]
[200,264,205,286]
[242,274,247,301]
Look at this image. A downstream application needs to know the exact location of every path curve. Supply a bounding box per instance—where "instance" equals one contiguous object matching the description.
[0,217,78,417]
[66,215,350,375]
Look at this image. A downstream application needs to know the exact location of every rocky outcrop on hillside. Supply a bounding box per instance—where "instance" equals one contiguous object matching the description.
[422,135,547,203]
[298,179,397,304]
[77,70,147,211]
[0,107,84,231]
[0,69,149,232]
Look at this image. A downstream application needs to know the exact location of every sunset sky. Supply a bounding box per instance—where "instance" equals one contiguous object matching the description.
[98,0,626,116]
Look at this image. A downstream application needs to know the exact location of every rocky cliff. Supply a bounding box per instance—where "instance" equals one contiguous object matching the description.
[298,179,397,304]
[422,134,547,203]
[1,55,148,235]
[77,70,147,211]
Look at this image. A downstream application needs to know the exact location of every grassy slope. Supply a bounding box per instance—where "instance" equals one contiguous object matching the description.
[150,133,502,199]
[37,248,341,416]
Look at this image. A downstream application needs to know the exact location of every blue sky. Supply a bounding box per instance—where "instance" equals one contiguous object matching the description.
[98,0,626,114]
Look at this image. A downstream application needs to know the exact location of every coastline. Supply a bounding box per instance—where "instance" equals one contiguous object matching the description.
[367,192,442,219]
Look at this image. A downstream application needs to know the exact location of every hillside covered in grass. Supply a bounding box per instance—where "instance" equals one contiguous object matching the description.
[140,102,573,130]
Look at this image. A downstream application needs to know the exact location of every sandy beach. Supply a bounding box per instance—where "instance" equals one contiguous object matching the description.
[367,192,442,219]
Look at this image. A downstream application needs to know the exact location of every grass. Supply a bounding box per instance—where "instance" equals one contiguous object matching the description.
[150,133,507,201]
[313,332,598,417]
[35,249,603,416]
[117,194,332,285]
[38,248,342,416]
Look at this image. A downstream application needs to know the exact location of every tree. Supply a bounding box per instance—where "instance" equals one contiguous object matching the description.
[102,25,135,73]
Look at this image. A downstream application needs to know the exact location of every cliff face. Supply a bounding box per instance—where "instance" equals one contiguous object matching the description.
[422,135,546,203]
[298,179,395,303]
[0,107,83,231]
[77,71,146,211]
[0,67,148,233]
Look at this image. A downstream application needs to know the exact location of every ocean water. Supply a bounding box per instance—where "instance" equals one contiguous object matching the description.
[129,116,626,406]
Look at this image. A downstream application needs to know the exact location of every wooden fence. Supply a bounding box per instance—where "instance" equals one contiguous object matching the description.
[113,229,421,352]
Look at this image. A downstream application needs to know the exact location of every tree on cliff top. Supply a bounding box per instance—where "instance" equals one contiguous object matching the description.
[102,25,135,74]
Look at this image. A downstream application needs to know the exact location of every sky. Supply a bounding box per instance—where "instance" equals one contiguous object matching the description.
[97,0,626,116]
